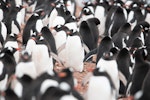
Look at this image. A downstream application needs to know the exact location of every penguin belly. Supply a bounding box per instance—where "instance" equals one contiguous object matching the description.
[65,36,84,72]
[87,76,115,100]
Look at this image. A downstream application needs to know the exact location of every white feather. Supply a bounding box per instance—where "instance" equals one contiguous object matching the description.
[0,9,3,21]
[15,62,37,79]
[1,22,7,41]
[65,36,84,72]
[40,79,59,94]
[11,21,20,34]
[36,19,43,33]
[60,95,78,100]
[97,58,120,94]
[87,76,115,100]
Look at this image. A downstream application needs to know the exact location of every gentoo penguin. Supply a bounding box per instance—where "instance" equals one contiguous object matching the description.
[0,21,7,49]
[112,23,131,49]
[137,63,150,100]
[126,24,143,47]
[3,5,22,35]
[64,33,85,72]
[4,33,20,63]
[104,1,127,37]
[129,47,150,95]
[79,18,100,51]
[94,0,110,36]
[64,0,76,16]
[116,47,131,96]
[97,50,120,96]
[86,68,116,100]
[96,36,114,63]
[25,35,54,76]
[127,2,145,30]
[48,1,66,28]
[22,9,44,45]
[106,6,127,37]
[0,46,19,78]
[41,26,57,55]
[15,49,37,80]
[57,68,74,88]
[78,7,94,25]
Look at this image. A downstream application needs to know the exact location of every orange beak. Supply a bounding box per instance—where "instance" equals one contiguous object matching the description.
[58,72,67,78]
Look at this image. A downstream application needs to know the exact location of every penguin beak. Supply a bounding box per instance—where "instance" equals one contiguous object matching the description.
[58,72,67,78]
[51,3,55,7]
[16,48,21,51]
[22,5,27,8]
[65,4,71,6]
[50,27,54,31]
[86,67,94,72]
[31,37,36,41]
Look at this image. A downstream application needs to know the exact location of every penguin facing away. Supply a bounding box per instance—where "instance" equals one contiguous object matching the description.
[130,47,150,95]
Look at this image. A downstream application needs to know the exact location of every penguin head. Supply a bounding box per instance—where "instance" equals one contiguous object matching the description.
[133,46,148,61]
[20,50,32,62]
[34,9,45,17]
[138,21,150,33]
[58,68,73,79]
[130,37,144,54]
[0,46,20,55]
[82,7,94,16]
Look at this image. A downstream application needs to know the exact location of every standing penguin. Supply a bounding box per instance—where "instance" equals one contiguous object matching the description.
[41,26,57,56]
[116,47,131,96]
[127,2,145,30]
[112,23,131,49]
[129,47,150,95]
[0,47,19,78]
[94,0,109,36]
[126,24,143,47]
[97,50,120,96]
[15,49,37,80]
[79,17,100,51]
[86,68,116,100]
[96,36,114,63]
[65,33,85,72]
[25,35,54,76]
[22,10,44,45]
[4,33,20,63]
